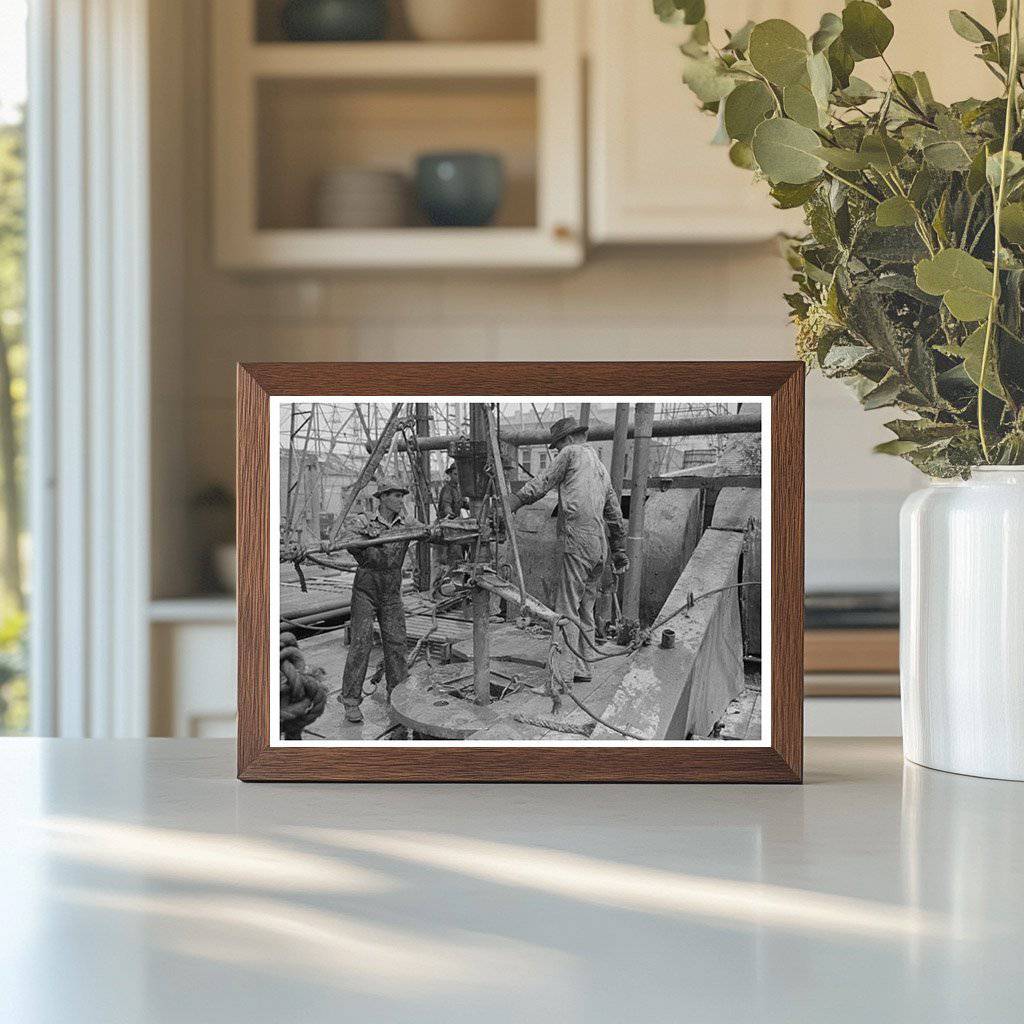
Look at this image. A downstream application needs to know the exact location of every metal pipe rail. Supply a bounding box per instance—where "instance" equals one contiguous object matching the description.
[367,411,762,452]
[281,521,480,562]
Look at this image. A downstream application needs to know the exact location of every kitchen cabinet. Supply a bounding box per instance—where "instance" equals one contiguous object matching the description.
[211,0,583,269]
[587,0,999,244]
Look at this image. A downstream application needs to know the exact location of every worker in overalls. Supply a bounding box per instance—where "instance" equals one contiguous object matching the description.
[433,462,468,591]
[507,417,629,687]
[340,480,421,724]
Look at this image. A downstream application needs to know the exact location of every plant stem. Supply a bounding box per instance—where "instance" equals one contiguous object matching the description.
[979,0,1021,462]
[750,69,783,116]
[881,54,930,120]
[821,167,879,203]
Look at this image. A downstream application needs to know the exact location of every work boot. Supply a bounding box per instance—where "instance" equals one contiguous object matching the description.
[344,704,363,724]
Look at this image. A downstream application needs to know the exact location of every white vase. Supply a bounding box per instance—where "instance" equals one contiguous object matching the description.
[900,467,1024,780]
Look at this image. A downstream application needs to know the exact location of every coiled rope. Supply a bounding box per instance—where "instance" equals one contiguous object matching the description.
[279,631,328,739]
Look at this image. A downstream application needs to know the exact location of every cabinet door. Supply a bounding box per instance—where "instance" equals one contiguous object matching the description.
[589,1,816,243]
[588,1,1003,244]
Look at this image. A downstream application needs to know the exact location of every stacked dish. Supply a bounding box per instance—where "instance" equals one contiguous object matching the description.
[314,167,409,228]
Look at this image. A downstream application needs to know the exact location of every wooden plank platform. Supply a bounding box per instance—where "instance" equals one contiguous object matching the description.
[451,621,552,666]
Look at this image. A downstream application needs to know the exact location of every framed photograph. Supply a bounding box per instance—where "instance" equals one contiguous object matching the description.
[237,362,804,782]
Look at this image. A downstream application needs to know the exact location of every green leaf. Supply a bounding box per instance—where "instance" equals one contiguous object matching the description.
[770,179,820,208]
[681,55,737,103]
[654,0,705,25]
[723,81,775,143]
[967,143,993,193]
[810,12,843,54]
[836,75,877,105]
[874,439,922,455]
[885,418,962,443]
[783,83,822,128]
[748,19,810,87]
[842,1,894,60]
[959,324,1007,398]
[752,117,827,184]
[724,20,755,53]
[860,133,905,172]
[681,0,705,25]
[909,165,936,205]
[875,196,918,228]
[892,72,919,102]
[827,35,855,89]
[908,334,941,403]
[807,51,833,110]
[948,10,993,44]
[689,20,711,46]
[728,140,758,169]
[923,141,973,171]
[912,71,935,105]
[862,374,902,409]
[653,0,677,23]
[986,150,1024,190]
[855,226,929,263]
[710,109,731,145]
[815,146,872,170]
[915,249,994,321]
[1000,202,1024,242]
[932,190,951,246]
[993,1,1008,24]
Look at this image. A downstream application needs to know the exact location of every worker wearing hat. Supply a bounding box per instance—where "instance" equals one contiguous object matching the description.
[434,462,469,587]
[506,416,628,687]
[339,478,420,723]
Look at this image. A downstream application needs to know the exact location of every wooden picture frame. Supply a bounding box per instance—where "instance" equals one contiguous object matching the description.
[238,362,804,782]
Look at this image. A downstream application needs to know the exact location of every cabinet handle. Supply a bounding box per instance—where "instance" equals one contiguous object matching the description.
[552,224,574,241]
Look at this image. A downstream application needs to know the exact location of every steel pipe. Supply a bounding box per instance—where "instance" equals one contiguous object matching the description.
[609,402,630,500]
[368,411,761,452]
[622,403,655,622]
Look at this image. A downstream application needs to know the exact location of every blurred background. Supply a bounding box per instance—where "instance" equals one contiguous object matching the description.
[0,0,998,740]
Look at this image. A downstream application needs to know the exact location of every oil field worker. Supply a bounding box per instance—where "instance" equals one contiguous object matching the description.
[437,462,462,520]
[506,416,629,685]
[434,462,468,588]
[340,480,423,724]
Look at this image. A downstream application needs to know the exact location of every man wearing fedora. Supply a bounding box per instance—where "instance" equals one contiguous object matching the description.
[339,479,421,724]
[506,416,629,687]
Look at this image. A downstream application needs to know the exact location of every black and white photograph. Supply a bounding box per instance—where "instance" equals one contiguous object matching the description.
[273,397,768,745]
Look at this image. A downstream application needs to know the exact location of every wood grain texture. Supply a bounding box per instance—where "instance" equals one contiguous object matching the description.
[804,629,899,674]
[236,361,805,782]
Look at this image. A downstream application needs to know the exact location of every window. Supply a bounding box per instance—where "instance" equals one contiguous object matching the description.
[0,1,27,733]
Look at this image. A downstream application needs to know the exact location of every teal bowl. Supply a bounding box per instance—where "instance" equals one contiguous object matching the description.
[415,152,505,228]
[281,0,388,42]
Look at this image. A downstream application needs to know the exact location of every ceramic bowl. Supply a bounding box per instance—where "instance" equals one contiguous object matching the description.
[281,0,388,42]
[403,0,533,42]
[314,167,409,228]
[414,152,505,228]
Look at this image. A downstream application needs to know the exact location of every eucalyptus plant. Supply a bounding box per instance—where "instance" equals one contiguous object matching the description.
[659,0,1024,474]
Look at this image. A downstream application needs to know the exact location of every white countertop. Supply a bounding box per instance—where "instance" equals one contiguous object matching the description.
[1,738,1021,1023]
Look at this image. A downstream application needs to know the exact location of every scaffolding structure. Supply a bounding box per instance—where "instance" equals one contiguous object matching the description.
[279,400,744,547]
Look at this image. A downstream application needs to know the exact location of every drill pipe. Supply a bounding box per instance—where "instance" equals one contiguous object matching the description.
[471,568,560,626]
[283,522,480,562]
[367,411,762,452]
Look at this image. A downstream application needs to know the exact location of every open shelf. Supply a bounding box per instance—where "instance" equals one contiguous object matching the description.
[248,41,544,78]
[257,76,538,232]
[254,0,538,45]
[213,0,581,268]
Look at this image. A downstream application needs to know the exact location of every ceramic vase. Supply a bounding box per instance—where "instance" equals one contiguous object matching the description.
[900,467,1024,781]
